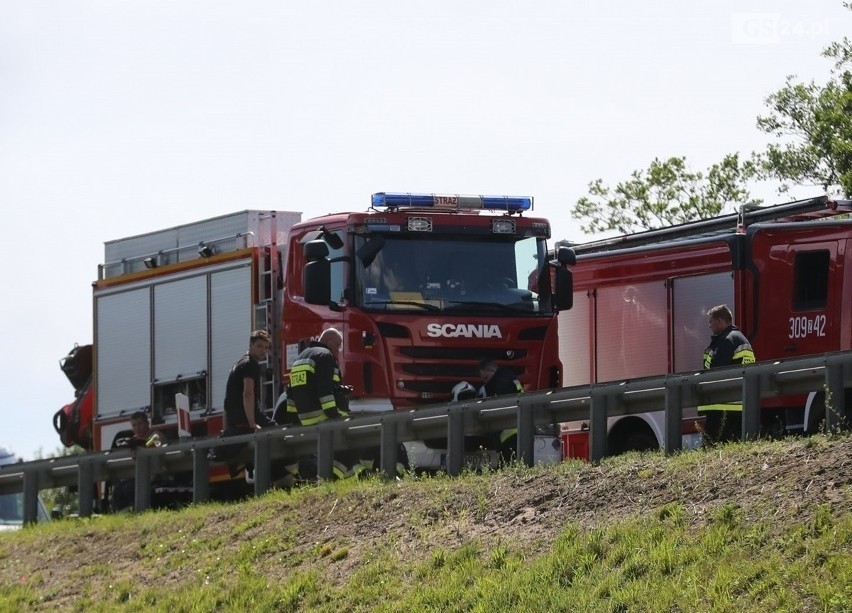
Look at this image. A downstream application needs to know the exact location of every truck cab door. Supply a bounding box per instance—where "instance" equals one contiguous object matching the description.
[756,239,843,360]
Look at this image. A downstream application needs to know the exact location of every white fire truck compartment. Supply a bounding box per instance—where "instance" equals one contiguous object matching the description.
[93,210,301,438]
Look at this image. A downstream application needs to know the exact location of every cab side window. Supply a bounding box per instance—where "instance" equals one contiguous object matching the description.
[793,250,829,311]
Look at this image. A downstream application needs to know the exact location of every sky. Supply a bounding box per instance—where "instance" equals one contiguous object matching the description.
[1,0,849,461]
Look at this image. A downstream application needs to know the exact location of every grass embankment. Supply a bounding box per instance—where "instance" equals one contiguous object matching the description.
[1,434,851,611]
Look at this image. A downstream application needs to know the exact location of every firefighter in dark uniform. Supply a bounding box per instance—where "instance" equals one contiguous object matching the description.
[478,359,524,463]
[285,328,349,426]
[285,328,373,480]
[699,304,756,444]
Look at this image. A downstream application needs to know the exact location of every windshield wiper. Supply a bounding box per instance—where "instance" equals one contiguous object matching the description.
[365,300,441,312]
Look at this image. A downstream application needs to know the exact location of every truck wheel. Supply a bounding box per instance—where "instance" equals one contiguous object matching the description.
[808,391,851,433]
[806,394,826,434]
[608,418,659,455]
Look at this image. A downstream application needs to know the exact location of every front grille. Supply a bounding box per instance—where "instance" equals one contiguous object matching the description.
[402,363,480,378]
[399,347,527,361]
[400,366,525,393]
[403,380,459,393]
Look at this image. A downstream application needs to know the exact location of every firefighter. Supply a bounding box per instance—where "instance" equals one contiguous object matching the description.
[285,328,373,480]
[111,411,163,512]
[699,304,756,444]
[478,359,524,463]
[285,328,349,426]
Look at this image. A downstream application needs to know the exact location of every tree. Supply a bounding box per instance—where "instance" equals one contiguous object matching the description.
[571,154,758,234]
[36,445,86,517]
[754,6,852,198]
[572,2,852,235]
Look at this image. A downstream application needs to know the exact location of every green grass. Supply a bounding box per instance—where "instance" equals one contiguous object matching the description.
[1,435,851,611]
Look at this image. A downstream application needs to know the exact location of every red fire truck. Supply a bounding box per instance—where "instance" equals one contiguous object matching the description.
[557,195,852,458]
[54,193,573,482]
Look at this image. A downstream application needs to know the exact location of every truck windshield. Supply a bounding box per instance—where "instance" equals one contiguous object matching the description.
[355,235,551,315]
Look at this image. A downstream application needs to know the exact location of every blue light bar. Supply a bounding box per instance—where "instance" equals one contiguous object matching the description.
[371,192,532,212]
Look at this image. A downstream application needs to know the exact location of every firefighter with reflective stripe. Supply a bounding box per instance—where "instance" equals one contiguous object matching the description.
[285,328,379,480]
[285,328,349,426]
[698,304,757,444]
[478,359,524,463]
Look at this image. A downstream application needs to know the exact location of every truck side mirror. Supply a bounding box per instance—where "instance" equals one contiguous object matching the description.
[303,240,331,305]
[553,245,575,311]
[557,246,576,266]
[554,267,573,310]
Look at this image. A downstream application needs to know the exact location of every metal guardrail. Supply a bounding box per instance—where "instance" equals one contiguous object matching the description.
[2,351,850,523]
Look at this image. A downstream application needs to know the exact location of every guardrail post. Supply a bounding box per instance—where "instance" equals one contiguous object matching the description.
[447,406,465,476]
[134,453,152,512]
[589,390,609,462]
[254,434,272,496]
[664,376,684,454]
[825,360,846,431]
[742,370,761,440]
[380,419,399,478]
[192,446,210,503]
[317,425,334,481]
[516,397,536,467]
[77,459,94,518]
[23,468,40,525]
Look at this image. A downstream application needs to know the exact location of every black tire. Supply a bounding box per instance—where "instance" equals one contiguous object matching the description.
[807,394,827,434]
[608,418,659,455]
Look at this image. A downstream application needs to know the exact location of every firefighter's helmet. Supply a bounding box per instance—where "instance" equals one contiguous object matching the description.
[451,381,478,402]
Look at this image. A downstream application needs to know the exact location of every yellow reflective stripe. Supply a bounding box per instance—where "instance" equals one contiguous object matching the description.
[703,352,712,369]
[513,380,523,393]
[500,428,518,443]
[300,410,327,426]
[332,463,347,480]
[333,373,341,383]
[697,403,743,412]
[733,349,756,364]
[320,396,336,410]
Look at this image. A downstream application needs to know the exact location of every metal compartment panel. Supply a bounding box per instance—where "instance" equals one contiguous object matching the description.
[595,281,668,382]
[96,288,151,417]
[154,276,208,381]
[210,265,253,411]
[672,272,734,372]
[558,291,591,387]
[102,210,301,277]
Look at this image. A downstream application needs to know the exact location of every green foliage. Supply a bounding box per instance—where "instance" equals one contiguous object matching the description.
[754,3,852,198]
[572,154,758,234]
[35,445,86,517]
[573,3,852,235]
